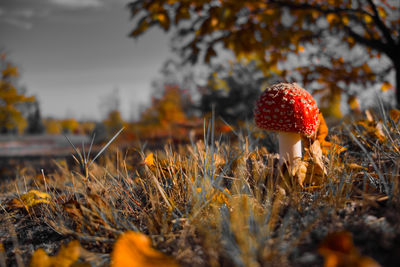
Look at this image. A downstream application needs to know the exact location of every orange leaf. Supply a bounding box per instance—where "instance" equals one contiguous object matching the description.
[347,96,361,113]
[111,231,179,267]
[326,13,337,23]
[29,240,83,267]
[381,81,393,91]
[144,153,155,167]
[303,113,346,156]
[389,109,400,123]
[319,231,381,267]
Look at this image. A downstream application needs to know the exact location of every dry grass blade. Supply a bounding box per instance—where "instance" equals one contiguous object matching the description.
[89,127,124,167]
[65,135,84,167]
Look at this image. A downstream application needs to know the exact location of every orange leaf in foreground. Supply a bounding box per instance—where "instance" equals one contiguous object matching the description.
[111,231,179,267]
[29,240,85,267]
[319,231,380,267]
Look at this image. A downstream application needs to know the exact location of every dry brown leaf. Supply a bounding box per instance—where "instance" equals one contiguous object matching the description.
[291,158,308,187]
[356,120,386,142]
[347,95,361,113]
[319,231,381,267]
[111,231,179,267]
[29,240,87,267]
[389,109,400,123]
[294,140,327,187]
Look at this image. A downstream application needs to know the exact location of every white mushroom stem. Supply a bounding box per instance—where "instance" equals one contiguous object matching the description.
[278,132,302,166]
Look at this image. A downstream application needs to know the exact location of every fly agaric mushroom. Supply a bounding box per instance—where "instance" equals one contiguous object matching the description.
[254,83,320,165]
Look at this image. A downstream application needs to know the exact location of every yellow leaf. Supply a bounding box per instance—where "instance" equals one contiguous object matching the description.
[381,81,393,91]
[377,6,386,18]
[10,190,51,209]
[363,14,373,24]
[144,153,155,167]
[111,231,179,267]
[30,240,82,267]
[212,188,231,205]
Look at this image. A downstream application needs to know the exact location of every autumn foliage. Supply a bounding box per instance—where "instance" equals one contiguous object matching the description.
[129,0,399,111]
[0,53,35,134]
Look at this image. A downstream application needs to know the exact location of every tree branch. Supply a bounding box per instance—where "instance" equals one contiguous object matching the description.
[344,25,388,53]
[366,0,396,46]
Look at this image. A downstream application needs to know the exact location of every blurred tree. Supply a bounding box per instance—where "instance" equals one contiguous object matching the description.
[44,118,62,135]
[26,100,44,134]
[140,85,188,127]
[61,118,79,134]
[103,110,125,137]
[98,88,125,137]
[0,53,35,134]
[151,60,199,118]
[80,121,96,135]
[129,0,400,111]
[92,122,108,143]
[99,87,120,119]
[200,60,276,123]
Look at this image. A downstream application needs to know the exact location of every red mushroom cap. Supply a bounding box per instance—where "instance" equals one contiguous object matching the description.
[254,83,320,137]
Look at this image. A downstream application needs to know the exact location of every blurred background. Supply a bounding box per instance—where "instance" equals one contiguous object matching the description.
[0,0,398,175]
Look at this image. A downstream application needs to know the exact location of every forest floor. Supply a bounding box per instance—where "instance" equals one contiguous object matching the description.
[1,112,400,267]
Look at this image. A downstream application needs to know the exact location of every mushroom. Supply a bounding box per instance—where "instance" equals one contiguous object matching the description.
[254,82,320,166]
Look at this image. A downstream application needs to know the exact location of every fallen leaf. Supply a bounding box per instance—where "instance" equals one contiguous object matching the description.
[347,96,361,113]
[111,231,179,267]
[303,113,346,157]
[212,188,231,205]
[29,240,86,267]
[290,158,308,187]
[389,109,400,124]
[319,231,381,267]
[8,190,51,210]
[144,153,155,167]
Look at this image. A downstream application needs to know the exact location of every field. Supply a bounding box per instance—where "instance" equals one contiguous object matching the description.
[1,109,400,267]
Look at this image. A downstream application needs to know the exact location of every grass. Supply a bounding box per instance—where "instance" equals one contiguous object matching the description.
[1,109,400,266]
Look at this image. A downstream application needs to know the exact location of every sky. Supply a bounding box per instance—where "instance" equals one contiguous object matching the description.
[0,0,173,120]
